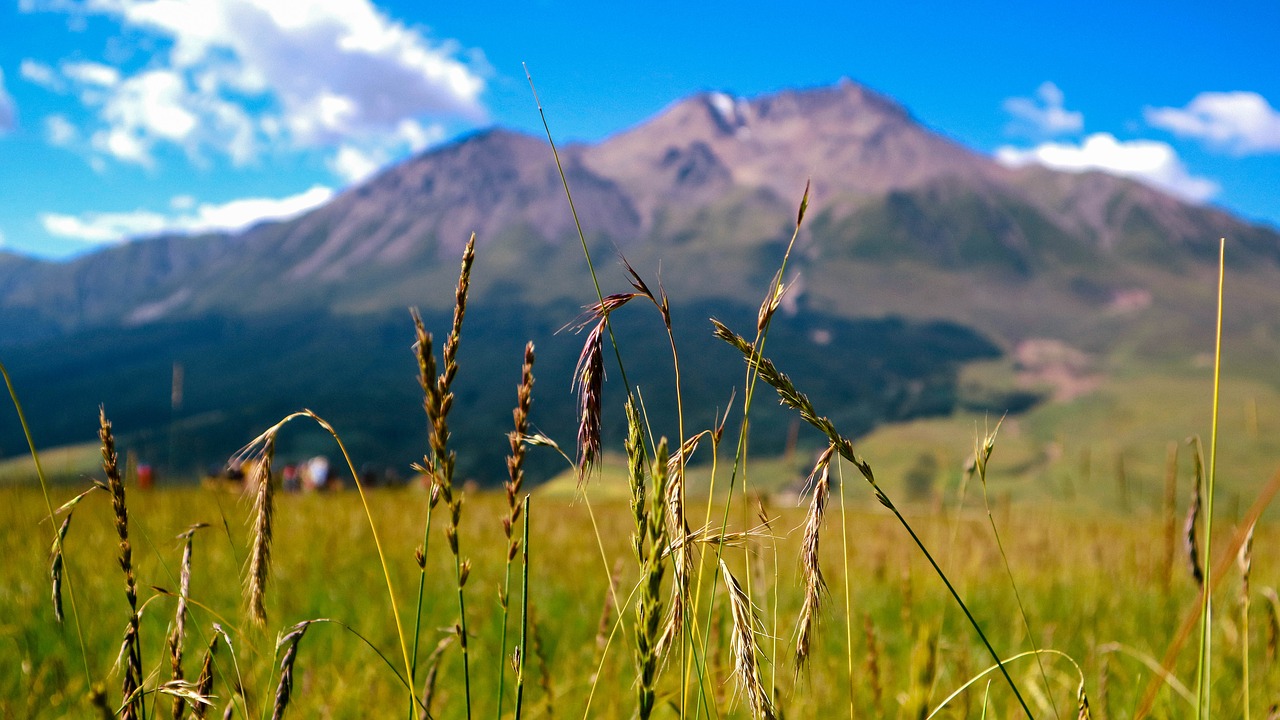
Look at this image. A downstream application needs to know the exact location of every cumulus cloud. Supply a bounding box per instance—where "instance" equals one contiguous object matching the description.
[20,59,61,91]
[40,185,334,244]
[996,133,1219,202]
[45,114,79,146]
[1145,91,1280,154]
[1003,81,1083,137]
[24,0,483,173]
[327,118,443,183]
[0,68,16,133]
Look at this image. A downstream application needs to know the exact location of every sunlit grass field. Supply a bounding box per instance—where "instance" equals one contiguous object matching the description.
[2,461,1277,718]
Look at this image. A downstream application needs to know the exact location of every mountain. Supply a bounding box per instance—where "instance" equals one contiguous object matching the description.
[3,80,1278,484]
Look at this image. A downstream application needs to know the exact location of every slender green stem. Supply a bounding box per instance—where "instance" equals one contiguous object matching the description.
[1197,238,1226,720]
[878,495,1034,717]
[2,361,93,686]
[514,495,530,720]
[837,463,855,720]
[975,428,1060,719]
[696,184,808,718]
[408,495,436,719]
[524,65,634,401]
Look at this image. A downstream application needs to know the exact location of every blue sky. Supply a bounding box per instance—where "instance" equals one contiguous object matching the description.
[1,0,1278,259]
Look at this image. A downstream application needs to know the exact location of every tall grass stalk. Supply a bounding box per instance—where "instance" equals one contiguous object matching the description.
[497,342,535,719]
[837,462,855,720]
[2,360,93,687]
[100,408,145,720]
[514,495,531,720]
[1239,521,1255,720]
[1135,465,1280,719]
[712,319,1034,717]
[238,410,418,718]
[409,234,477,719]
[972,423,1061,718]
[523,64,635,406]
[1195,238,1226,720]
[695,182,810,718]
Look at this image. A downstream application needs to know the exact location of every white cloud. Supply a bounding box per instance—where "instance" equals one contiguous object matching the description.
[40,185,334,244]
[0,68,16,133]
[45,114,78,146]
[24,0,483,169]
[1145,91,1280,154]
[1003,81,1084,137]
[326,119,444,183]
[329,145,381,184]
[0,229,6,248]
[996,133,1219,202]
[62,61,121,88]
[20,59,62,90]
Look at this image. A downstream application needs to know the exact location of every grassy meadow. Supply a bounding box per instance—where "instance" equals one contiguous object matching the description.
[1,470,1277,718]
[3,156,1279,720]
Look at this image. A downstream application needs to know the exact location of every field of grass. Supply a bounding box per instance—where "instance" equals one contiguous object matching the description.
[2,470,1277,718]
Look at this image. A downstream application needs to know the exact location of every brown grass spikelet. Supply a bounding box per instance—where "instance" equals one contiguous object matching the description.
[504,341,535,561]
[169,523,209,719]
[1185,438,1206,588]
[243,432,278,626]
[794,443,835,673]
[420,634,454,715]
[573,318,605,484]
[711,319,876,490]
[101,407,143,719]
[191,634,219,720]
[49,512,72,624]
[271,620,316,720]
[48,484,97,624]
[1076,679,1092,719]
[1239,520,1256,603]
[720,559,775,720]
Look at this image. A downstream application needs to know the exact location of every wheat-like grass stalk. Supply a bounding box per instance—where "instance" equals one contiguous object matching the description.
[271,620,315,720]
[720,558,775,720]
[4,359,94,687]
[47,485,98,626]
[1240,520,1256,720]
[634,438,670,720]
[191,634,218,720]
[497,341,536,718]
[101,407,145,720]
[419,634,453,716]
[408,234,477,720]
[971,422,1060,719]
[573,318,606,484]
[1195,237,1226,720]
[242,432,277,626]
[169,523,209,720]
[794,444,835,673]
[713,319,1034,716]
[1186,438,1206,588]
[1075,679,1092,719]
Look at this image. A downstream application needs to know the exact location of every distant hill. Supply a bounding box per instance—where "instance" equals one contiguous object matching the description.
[3,80,1278,484]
